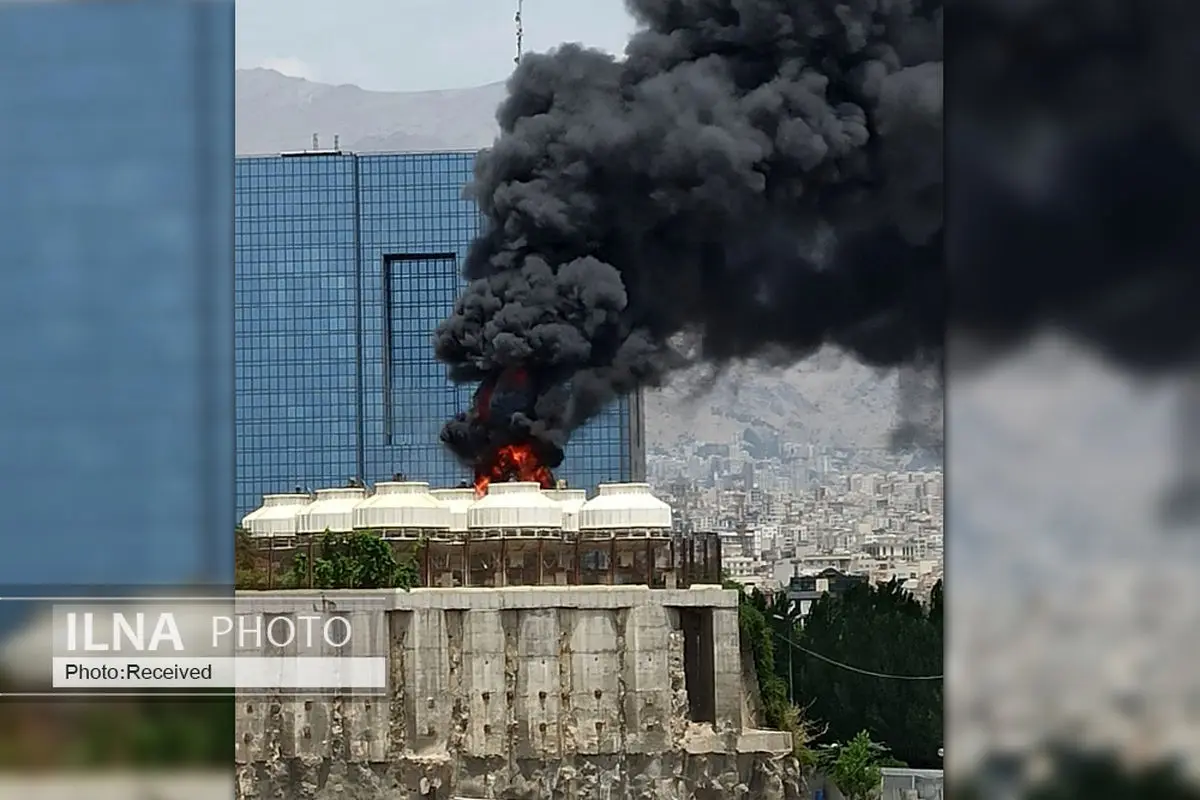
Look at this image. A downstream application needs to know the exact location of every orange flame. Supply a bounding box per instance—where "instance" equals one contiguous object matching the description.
[474,441,556,497]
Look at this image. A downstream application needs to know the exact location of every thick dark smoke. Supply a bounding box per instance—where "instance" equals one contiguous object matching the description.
[436,0,944,459]
[950,0,1200,522]
[436,0,1200,464]
[950,0,1200,373]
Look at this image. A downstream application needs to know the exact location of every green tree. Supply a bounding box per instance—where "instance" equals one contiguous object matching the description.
[732,584,822,771]
[737,585,803,691]
[792,579,942,767]
[289,530,421,589]
[829,730,884,800]
[234,528,268,589]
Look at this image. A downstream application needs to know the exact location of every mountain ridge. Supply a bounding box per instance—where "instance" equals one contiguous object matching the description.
[236,68,506,155]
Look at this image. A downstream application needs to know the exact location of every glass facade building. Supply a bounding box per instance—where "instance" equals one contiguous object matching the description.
[0,0,233,585]
[235,151,645,517]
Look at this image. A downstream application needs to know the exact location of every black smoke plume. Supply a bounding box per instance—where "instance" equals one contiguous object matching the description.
[949,0,1200,373]
[436,0,1200,463]
[950,0,1200,521]
[436,0,944,460]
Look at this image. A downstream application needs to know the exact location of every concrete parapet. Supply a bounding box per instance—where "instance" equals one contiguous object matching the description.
[235,584,737,612]
[234,586,797,800]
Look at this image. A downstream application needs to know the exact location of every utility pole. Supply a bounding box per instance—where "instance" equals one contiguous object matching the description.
[775,629,795,703]
[771,614,795,703]
[514,0,523,65]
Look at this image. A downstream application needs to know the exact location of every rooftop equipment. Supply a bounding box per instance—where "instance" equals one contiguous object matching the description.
[296,487,365,534]
[240,493,311,537]
[578,483,672,534]
[353,481,451,537]
[467,481,563,533]
[431,488,476,532]
[543,488,587,532]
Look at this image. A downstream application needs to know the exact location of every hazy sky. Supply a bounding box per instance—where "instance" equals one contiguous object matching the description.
[236,0,638,91]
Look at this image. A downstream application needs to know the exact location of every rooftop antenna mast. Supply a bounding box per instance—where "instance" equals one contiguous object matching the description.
[514,0,523,65]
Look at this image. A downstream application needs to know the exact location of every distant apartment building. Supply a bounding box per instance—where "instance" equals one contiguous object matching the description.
[785,567,868,617]
[234,150,645,516]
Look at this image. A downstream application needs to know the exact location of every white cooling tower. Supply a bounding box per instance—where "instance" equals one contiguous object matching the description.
[431,487,476,532]
[296,487,366,534]
[467,482,564,531]
[543,488,587,532]
[353,481,451,534]
[240,493,311,537]
[579,483,672,532]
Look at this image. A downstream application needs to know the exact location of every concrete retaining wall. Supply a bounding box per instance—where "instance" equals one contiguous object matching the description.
[234,586,797,800]
[0,773,228,800]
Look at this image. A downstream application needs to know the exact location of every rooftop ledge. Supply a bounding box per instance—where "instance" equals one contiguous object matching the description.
[234,584,737,612]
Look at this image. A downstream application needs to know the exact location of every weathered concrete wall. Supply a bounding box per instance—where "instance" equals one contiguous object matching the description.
[234,586,798,800]
[0,773,229,800]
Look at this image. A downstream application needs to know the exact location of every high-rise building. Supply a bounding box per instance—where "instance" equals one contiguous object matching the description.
[0,0,234,585]
[235,150,645,517]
